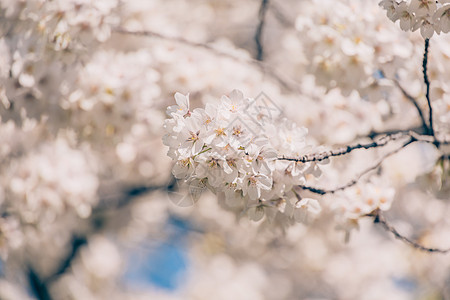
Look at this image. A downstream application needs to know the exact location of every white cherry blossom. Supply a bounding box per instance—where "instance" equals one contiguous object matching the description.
[163,90,322,223]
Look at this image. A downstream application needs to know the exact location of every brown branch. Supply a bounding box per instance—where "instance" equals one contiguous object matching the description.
[423,38,434,137]
[297,138,415,195]
[255,0,269,61]
[279,132,406,163]
[113,28,301,92]
[372,210,450,254]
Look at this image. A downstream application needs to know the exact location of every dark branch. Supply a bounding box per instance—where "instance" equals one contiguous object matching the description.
[28,266,53,300]
[279,132,406,163]
[365,126,425,140]
[393,79,428,133]
[373,210,450,254]
[43,181,173,288]
[423,38,435,137]
[297,138,415,195]
[45,236,87,284]
[255,0,269,61]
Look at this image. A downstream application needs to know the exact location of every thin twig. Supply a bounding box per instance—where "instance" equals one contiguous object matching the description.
[279,132,406,163]
[393,79,429,133]
[373,210,450,254]
[423,38,435,137]
[298,138,415,195]
[365,126,425,139]
[113,28,301,92]
[255,0,269,61]
[379,69,428,133]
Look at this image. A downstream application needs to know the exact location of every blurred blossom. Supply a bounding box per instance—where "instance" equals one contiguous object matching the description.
[80,236,122,280]
[0,0,450,299]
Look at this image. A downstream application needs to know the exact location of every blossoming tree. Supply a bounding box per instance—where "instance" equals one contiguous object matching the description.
[1,0,450,299]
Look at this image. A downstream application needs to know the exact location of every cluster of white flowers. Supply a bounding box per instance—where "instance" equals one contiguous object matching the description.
[332,180,395,239]
[1,0,119,51]
[3,138,99,223]
[292,0,413,98]
[1,0,450,298]
[379,0,450,38]
[63,50,161,142]
[163,90,323,225]
[0,0,120,127]
[0,134,100,259]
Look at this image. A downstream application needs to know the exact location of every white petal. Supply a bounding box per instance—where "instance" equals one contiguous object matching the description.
[248,186,260,200]
[174,92,189,110]
[421,22,435,38]
[258,175,272,190]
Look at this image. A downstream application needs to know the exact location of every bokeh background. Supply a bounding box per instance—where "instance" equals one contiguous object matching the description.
[1,0,450,299]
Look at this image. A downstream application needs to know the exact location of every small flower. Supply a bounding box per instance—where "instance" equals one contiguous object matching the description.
[379,0,399,20]
[414,17,435,38]
[409,0,437,18]
[221,89,247,113]
[167,92,191,117]
[172,156,195,179]
[243,173,272,200]
[293,198,322,224]
[397,3,415,31]
[434,4,450,33]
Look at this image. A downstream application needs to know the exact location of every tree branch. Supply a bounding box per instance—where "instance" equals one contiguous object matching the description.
[42,181,173,288]
[279,132,406,163]
[423,38,435,137]
[365,126,425,140]
[255,0,269,61]
[379,69,428,133]
[297,138,415,195]
[372,210,450,254]
[28,266,53,300]
[44,236,87,284]
[394,79,428,133]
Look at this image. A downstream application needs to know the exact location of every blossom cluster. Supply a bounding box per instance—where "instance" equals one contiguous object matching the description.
[332,180,395,239]
[163,90,323,225]
[1,0,119,51]
[379,0,450,38]
[63,50,161,143]
[1,0,450,299]
[0,0,120,127]
[0,136,99,259]
[292,0,413,98]
[4,138,98,223]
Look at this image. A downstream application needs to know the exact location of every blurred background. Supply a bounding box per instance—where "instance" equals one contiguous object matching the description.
[1,0,450,299]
